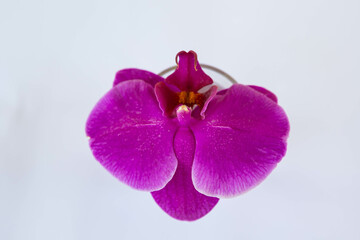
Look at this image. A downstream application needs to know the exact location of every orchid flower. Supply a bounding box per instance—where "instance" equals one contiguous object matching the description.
[86,51,290,221]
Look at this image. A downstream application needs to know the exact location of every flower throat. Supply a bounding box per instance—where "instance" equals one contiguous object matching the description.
[177,91,204,108]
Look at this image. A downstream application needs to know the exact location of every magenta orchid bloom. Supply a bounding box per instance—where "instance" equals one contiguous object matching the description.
[86,51,290,221]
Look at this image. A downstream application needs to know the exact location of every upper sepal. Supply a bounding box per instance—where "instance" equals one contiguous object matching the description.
[165,51,213,92]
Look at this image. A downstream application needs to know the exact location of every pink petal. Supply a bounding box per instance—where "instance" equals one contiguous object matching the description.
[165,51,213,91]
[217,86,277,103]
[248,85,278,103]
[113,68,164,87]
[151,127,219,221]
[191,84,290,198]
[86,80,178,191]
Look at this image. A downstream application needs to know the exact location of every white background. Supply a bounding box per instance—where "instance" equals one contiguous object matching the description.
[1,0,359,239]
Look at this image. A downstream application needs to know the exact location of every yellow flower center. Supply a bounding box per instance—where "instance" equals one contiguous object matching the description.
[178,91,204,108]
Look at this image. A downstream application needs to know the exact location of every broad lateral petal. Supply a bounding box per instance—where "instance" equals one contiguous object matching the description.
[191,84,290,198]
[86,80,178,191]
[113,68,164,87]
[165,51,213,91]
[151,127,219,221]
